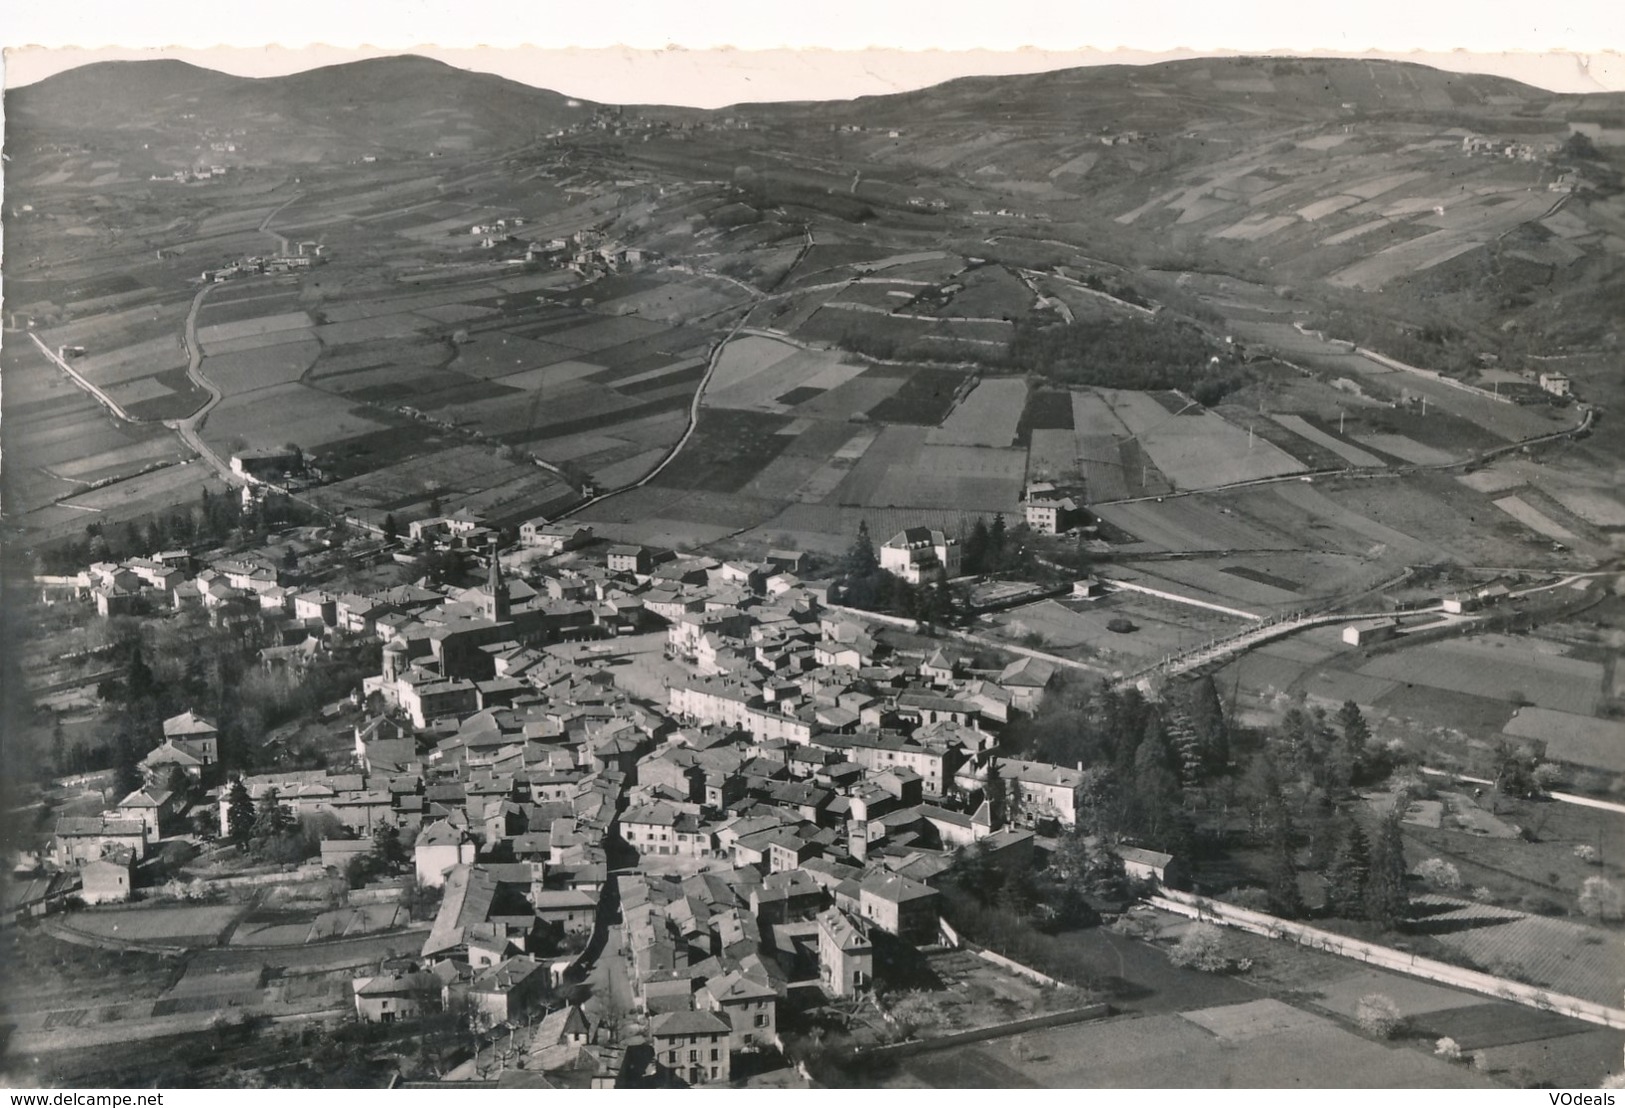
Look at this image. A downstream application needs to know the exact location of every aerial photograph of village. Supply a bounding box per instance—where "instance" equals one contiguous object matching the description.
[2,23,1624,1092]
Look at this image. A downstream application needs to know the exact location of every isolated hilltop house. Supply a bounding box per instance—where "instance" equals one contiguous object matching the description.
[879,528,961,584]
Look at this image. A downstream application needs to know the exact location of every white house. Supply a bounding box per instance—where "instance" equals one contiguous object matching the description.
[879,527,961,584]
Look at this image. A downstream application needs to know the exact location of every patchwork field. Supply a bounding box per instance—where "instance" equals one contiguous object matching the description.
[1270,413,1387,467]
[1356,635,1604,715]
[916,999,1488,1089]
[1502,707,1625,773]
[1093,497,1297,553]
[1096,388,1307,489]
[1409,896,1625,1008]
[928,378,1028,447]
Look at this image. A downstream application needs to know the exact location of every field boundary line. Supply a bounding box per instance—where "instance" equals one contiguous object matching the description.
[1149,888,1625,1030]
[26,333,140,423]
[1104,578,1261,621]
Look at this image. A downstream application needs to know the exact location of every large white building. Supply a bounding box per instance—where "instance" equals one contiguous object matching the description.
[879,527,960,585]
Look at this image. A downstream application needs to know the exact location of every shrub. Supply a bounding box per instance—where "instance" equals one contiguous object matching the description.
[1434,1037,1462,1061]
[1416,857,1463,890]
[1470,886,1495,902]
[1578,876,1625,921]
[1355,994,1405,1040]
[1106,617,1136,634]
[1573,844,1600,865]
[1167,923,1232,973]
[1224,886,1274,913]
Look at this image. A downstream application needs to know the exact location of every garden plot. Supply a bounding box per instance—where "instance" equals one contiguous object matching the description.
[196,311,314,350]
[204,339,321,395]
[1357,635,1603,715]
[928,378,1028,447]
[1270,414,1387,467]
[1493,496,1579,543]
[1502,707,1625,773]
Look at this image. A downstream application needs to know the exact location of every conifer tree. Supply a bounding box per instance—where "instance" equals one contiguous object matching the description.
[843,520,879,580]
[1336,699,1371,753]
[1323,820,1372,917]
[1365,804,1410,928]
[226,780,256,845]
[1266,836,1303,918]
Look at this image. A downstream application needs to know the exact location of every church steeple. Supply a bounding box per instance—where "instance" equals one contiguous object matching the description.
[485,548,509,621]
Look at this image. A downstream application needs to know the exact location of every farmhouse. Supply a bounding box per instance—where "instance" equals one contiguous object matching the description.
[1342,617,1399,646]
[1538,372,1571,397]
[520,521,595,554]
[230,447,303,480]
[1115,844,1185,887]
[353,970,443,1023]
[53,817,147,866]
[1025,492,1082,535]
[1071,575,1107,599]
[80,853,135,904]
[879,528,961,584]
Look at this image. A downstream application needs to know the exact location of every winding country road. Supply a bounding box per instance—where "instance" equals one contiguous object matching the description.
[167,282,242,486]
[164,192,307,488]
